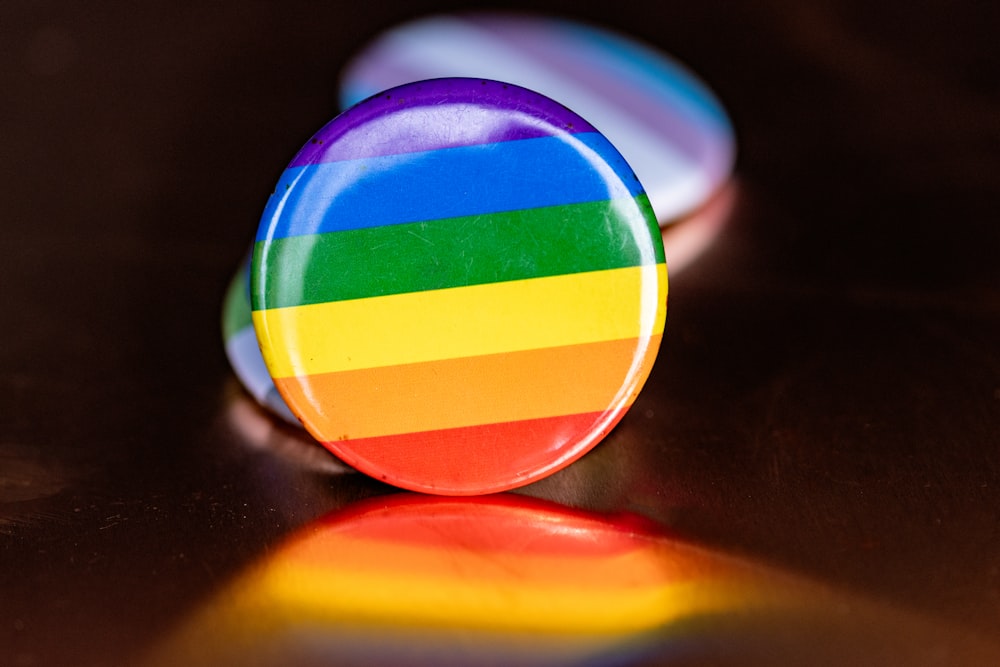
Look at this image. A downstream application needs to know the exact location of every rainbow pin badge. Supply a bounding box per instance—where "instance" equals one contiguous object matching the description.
[248,79,666,494]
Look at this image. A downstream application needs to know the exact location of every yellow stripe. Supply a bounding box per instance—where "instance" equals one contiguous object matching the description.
[255,264,667,378]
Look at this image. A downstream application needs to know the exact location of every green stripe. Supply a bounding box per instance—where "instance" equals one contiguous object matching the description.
[221,260,253,340]
[253,195,662,310]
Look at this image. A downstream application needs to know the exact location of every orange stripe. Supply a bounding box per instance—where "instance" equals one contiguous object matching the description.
[274,334,661,441]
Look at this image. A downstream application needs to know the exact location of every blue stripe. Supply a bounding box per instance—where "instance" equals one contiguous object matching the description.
[255,132,642,241]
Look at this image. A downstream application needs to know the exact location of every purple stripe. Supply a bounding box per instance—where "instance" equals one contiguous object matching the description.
[462,15,708,163]
[289,78,596,167]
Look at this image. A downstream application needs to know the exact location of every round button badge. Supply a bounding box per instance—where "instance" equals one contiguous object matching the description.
[251,78,666,494]
[339,13,735,224]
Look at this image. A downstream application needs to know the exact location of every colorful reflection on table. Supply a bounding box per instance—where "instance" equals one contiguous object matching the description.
[146,490,999,666]
[143,493,794,666]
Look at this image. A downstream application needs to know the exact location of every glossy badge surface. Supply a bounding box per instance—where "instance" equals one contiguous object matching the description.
[339,13,735,223]
[251,79,666,494]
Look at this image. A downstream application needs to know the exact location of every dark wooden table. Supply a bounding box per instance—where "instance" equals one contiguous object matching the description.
[2,1,998,665]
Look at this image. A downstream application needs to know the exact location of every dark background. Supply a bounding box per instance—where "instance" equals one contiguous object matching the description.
[1,1,998,665]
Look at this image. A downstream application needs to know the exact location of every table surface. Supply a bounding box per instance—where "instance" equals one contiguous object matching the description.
[2,1,998,665]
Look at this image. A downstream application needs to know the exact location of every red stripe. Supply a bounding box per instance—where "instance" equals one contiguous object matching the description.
[320,411,622,495]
